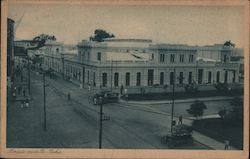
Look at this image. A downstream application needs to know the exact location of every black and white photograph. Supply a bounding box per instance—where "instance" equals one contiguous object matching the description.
[1,0,249,158]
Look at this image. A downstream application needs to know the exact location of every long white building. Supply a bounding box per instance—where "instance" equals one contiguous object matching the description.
[43,38,240,91]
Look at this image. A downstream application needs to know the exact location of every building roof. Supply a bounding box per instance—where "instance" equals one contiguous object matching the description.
[106,52,151,61]
[103,38,152,43]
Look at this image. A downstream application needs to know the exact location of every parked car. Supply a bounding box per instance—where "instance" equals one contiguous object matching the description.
[161,125,193,147]
[93,91,119,105]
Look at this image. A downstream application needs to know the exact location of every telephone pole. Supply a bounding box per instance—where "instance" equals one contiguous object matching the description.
[99,97,103,148]
[111,60,113,92]
[43,73,47,131]
[28,57,31,95]
[170,68,176,134]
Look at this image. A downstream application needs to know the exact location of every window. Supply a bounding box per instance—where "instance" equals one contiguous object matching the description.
[188,72,192,84]
[160,72,164,85]
[179,72,184,84]
[189,54,194,63]
[102,73,107,87]
[136,72,141,86]
[148,69,154,86]
[208,71,212,84]
[170,72,174,85]
[170,54,175,63]
[179,54,184,63]
[114,73,119,87]
[97,52,101,61]
[125,72,130,86]
[216,71,220,83]
[224,55,227,62]
[160,54,165,62]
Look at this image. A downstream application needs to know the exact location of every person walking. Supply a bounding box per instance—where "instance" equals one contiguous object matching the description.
[120,84,124,95]
[178,115,183,125]
[25,98,29,108]
[12,92,16,100]
[124,88,128,103]
[21,100,24,108]
[224,140,230,150]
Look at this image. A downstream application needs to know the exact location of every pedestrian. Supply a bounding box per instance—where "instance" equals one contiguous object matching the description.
[88,84,91,91]
[21,75,23,82]
[124,88,127,95]
[120,84,124,95]
[25,98,29,107]
[23,89,26,97]
[124,88,128,102]
[21,101,24,108]
[178,115,183,125]
[12,92,16,100]
[224,140,230,150]
[67,92,71,100]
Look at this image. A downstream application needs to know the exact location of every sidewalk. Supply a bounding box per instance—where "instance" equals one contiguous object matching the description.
[127,96,236,105]
[120,99,237,150]
[174,114,236,150]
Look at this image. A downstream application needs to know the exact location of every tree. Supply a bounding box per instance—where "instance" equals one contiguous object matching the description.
[223,40,235,48]
[187,100,207,119]
[32,34,56,48]
[224,97,243,126]
[89,29,115,42]
[33,34,56,41]
[184,83,198,94]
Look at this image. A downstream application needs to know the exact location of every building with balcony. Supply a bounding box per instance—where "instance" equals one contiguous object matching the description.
[43,38,241,92]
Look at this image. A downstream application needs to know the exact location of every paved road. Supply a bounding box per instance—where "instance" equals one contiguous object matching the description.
[7,69,210,149]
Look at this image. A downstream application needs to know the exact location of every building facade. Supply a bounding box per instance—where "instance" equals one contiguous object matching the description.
[43,38,240,91]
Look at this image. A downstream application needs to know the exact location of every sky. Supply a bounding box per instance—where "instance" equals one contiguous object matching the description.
[8,3,245,47]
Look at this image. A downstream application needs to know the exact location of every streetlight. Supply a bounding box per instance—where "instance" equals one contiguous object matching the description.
[27,56,31,95]
[43,72,47,131]
[170,68,176,134]
[98,96,103,149]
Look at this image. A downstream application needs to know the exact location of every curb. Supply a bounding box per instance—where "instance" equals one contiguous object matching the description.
[127,97,235,105]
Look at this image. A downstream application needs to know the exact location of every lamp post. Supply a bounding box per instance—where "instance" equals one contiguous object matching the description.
[27,56,31,95]
[43,73,47,131]
[111,60,113,93]
[98,96,103,149]
[170,68,176,134]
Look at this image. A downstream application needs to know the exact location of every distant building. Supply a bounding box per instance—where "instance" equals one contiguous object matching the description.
[7,18,15,78]
[43,38,241,91]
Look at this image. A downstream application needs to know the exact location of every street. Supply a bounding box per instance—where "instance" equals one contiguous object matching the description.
[7,69,228,149]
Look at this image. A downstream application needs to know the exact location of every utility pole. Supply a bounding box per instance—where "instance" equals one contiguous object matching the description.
[43,73,47,131]
[99,97,103,149]
[170,68,176,134]
[28,57,31,95]
[111,60,113,92]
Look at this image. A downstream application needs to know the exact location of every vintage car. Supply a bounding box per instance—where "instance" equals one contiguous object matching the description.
[161,124,193,147]
[93,91,119,105]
